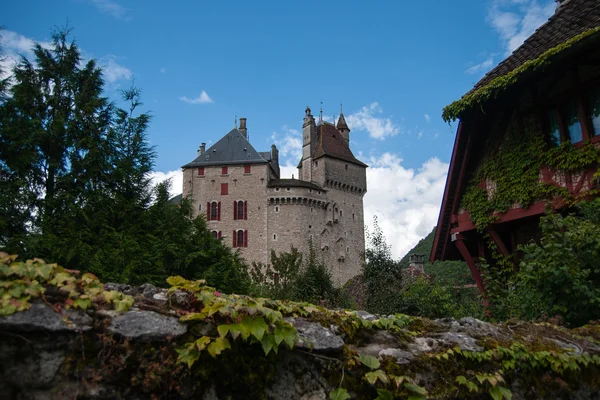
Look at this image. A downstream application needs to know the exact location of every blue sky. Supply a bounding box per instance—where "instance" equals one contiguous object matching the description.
[1,0,557,259]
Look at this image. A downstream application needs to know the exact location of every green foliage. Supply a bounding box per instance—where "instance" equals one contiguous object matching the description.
[0,253,133,316]
[362,217,403,315]
[0,29,250,294]
[499,201,600,326]
[399,277,484,320]
[442,26,600,122]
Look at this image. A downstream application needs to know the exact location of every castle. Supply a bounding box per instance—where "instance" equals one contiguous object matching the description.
[181,106,368,285]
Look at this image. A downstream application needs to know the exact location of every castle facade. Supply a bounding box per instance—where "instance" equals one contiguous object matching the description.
[181,107,368,285]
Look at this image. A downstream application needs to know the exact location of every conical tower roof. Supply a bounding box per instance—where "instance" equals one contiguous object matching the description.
[336,112,349,131]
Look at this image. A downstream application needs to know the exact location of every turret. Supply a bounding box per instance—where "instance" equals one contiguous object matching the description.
[301,106,317,181]
[336,106,350,144]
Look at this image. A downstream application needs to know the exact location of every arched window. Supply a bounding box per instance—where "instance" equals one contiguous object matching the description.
[211,230,218,239]
[234,200,247,220]
[237,230,245,247]
[208,201,220,221]
[232,229,248,248]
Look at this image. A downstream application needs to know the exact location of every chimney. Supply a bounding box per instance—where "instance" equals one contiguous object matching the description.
[198,142,206,156]
[239,118,247,138]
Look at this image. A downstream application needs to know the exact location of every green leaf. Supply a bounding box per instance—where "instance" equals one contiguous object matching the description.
[167,276,188,287]
[404,383,427,396]
[73,298,92,310]
[329,388,351,400]
[274,323,297,349]
[261,334,278,356]
[195,336,212,351]
[364,370,388,385]
[207,337,231,358]
[176,344,200,368]
[489,386,502,400]
[357,354,380,370]
[375,389,393,400]
[242,316,268,341]
[498,386,512,400]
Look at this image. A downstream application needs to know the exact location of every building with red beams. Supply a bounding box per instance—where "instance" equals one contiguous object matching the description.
[431,0,600,293]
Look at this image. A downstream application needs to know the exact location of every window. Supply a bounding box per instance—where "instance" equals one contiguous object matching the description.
[207,201,221,221]
[198,167,205,176]
[222,166,228,175]
[275,188,280,192]
[273,234,277,240]
[589,87,600,136]
[339,210,343,217]
[234,200,247,220]
[211,230,218,239]
[565,99,583,143]
[275,206,279,213]
[315,161,318,167]
[352,213,355,220]
[233,229,248,248]
[221,183,228,195]
[345,164,348,171]
[310,207,313,213]
[244,165,251,174]
[546,87,600,145]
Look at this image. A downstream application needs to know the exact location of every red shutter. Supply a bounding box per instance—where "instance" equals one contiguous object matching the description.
[218,231,222,239]
[198,167,204,176]
[222,166,228,175]
[244,230,248,247]
[244,201,248,220]
[244,165,251,174]
[206,202,210,221]
[233,201,237,220]
[221,183,228,195]
[217,201,221,221]
[233,230,237,247]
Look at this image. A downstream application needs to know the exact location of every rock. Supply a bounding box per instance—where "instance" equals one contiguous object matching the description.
[437,332,483,352]
[0,303,92,332]
[140,283,159,298]
[153,291,168,302]
[108,310,187,341]
[266,352,332,400]
[286,317,344,352]
[354,310,377,321]
[104,282,136,296]
[169,289,192,307]
[379,348,414,364]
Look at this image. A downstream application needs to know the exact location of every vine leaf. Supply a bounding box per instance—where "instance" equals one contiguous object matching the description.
[242,316,268,341]
[274,323,297,349]
[176,343,200,368]
[195,336,211,351]
[329,388,350,400]
[365,370,388,385]
[261,334,278,356]
[207,337,231,358]
[490,386,512,400]
[356,354,380,370]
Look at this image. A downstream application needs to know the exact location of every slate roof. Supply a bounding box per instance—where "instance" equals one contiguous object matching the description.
[182,129,270,168]
[314,122,368,167]
[268,179,324,191]
[469,0,600,94]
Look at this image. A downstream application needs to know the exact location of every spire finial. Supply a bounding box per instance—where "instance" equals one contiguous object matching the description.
[319,101,323,124]
[340,103,343,115]
[234,115,237,128]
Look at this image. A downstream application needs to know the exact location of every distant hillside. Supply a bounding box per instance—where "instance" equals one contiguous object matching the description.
[399,227,474,285]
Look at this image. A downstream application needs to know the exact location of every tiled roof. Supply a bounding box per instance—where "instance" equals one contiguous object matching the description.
[182,129,269,168]
[314,122,368,167]
[268,179,324,191]
[469,0,600,94]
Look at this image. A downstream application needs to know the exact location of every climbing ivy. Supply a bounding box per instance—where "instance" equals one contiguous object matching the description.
[461,113,600,231]
[0,253,133,316]
[442,27,600,122]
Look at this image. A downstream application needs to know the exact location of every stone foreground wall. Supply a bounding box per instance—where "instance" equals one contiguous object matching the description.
[1,283,600,400]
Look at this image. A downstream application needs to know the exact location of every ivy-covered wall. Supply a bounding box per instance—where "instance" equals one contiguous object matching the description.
[2,256,600,399]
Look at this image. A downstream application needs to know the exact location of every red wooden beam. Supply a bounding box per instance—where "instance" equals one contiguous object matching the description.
[488,230,510,258]
[454,238,486,295]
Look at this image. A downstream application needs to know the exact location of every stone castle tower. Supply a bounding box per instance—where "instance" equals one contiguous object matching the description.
[181,107,368,286]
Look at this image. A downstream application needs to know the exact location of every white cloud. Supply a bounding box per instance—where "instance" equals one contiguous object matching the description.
[487,0,555,56]
[424,114,430,123]
[88,0,131,21]
[180,91,213,104]
[465,55,495,75]
[271,126,302,162]
[148,170,183,198]
[346,102,400,140]
[364,154,448,259]
[100,56,132,83]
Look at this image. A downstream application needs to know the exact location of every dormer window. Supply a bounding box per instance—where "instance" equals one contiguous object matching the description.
[546,86,599,146]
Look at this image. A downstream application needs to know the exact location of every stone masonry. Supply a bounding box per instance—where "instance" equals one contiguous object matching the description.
[182,108,368,286]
